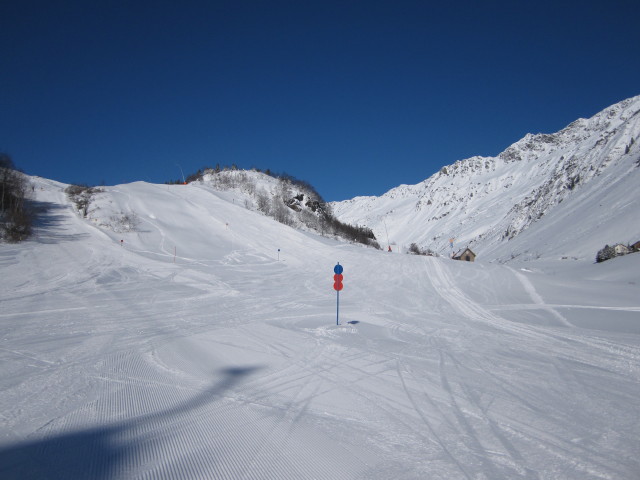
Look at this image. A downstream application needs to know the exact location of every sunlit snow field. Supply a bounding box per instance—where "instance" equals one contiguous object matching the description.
[1,178,639,479]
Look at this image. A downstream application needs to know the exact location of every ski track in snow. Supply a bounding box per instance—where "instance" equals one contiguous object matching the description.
[1,179,640,479]
[424,257,640,479]
[508,267,574,327]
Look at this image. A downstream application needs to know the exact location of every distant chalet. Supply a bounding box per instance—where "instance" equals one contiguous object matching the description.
[453,247,476,262]
[614,244,630,255]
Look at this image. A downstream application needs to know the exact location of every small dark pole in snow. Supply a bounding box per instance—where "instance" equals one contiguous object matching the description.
[333,263,344,325]
[277,248,280,261]
[120,239,123,247]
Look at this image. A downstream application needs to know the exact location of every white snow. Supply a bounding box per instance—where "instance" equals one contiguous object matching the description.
[1,173,639,479]
[331,95,640,263]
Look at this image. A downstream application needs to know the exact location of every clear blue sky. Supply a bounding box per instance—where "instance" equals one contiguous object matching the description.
[2,1,639,201]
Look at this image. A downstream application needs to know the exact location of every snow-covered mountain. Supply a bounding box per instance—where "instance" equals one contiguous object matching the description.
[2,96,640,479]
[2,170,640,478]
[332,95,640,262]
[66,167,379,251]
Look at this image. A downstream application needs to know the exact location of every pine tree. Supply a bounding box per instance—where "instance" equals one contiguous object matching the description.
[596,245,616,263]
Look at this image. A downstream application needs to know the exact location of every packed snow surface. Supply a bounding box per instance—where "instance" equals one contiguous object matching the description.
[1,178,639,479]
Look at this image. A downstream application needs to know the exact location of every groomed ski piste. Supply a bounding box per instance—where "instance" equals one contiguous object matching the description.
[1,177,639,479]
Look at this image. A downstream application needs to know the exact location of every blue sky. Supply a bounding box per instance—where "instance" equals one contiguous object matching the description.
[1,1,639,201]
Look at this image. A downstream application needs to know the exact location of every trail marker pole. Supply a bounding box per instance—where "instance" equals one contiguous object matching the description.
[333,263,344,325]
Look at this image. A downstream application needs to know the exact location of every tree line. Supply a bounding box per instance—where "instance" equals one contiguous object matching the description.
[0,153,33,242]
[166,164,325,201]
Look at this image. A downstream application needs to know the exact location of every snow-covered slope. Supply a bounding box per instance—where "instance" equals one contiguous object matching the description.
[332,95,640,262]
[173,168,379,248]
[1,175,640,478]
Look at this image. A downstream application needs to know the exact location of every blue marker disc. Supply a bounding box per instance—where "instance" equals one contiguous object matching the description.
[334,264,343,274]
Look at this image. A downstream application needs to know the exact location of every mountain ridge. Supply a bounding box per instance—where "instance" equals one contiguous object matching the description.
[331,94,640,263]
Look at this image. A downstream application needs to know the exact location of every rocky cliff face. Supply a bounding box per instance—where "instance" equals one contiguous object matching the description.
[331,95,640,261]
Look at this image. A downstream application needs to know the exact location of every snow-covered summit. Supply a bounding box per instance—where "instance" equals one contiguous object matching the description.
[67,167,379,250]
[332,95,640,262]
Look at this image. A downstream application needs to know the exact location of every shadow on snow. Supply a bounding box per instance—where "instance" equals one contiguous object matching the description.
[0,366,261,479]
[29,200,90,244]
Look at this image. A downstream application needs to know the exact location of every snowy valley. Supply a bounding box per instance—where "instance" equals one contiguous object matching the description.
[1,96,640,479]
